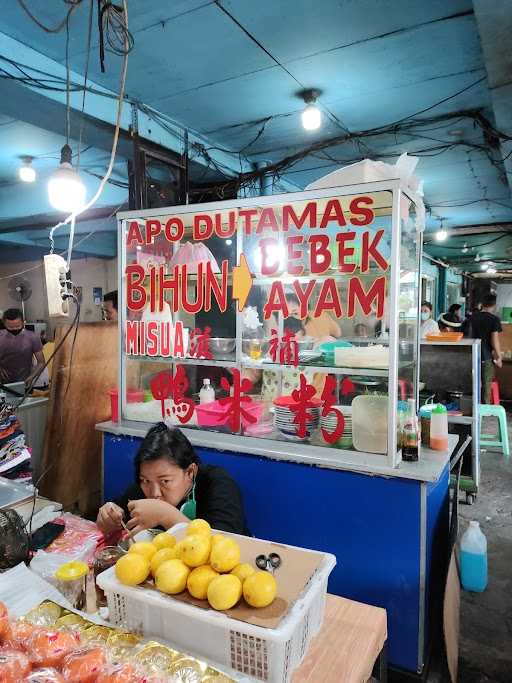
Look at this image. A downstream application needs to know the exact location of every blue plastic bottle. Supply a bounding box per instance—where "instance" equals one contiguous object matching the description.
[460,521,488,592]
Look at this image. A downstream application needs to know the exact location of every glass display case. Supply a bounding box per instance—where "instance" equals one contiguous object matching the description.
[118,179,423,469]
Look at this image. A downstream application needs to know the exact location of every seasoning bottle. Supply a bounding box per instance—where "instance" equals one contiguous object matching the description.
[199,378,215,404]
[402,399,420,462]
[430,404,449,451]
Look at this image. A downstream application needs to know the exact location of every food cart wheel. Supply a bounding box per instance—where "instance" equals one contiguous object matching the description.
[466,492,475,505]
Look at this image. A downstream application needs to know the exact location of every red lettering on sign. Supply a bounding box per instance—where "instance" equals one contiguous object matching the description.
[320,199,346,229]
[204,260,228,313]
[239,209,258,235]
[161,266,179,312]
[193,214,213,240]
[282,202,317,230]
[309,234,331,274]
[126,264,146,311]
[263,281,287,319]
[182,263,204,314]
[314,278,343,318]
[349,196,374,226]
[348,275,386,317]
[287,235,304,275]
[256,207,279,234]
[173,321,185,358]
[126,220,144,247]
[145,219,161,244]
[336,232,356,273]
[164,217,184,242]
[361,229,388,273]
[259,237,280,276]
[293,280,316,319]
[146,321,159,357]
[215,212,237,238]
[125,321,138,354]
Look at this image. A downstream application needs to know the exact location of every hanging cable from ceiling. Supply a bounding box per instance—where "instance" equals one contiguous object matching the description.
[97,0,134,72]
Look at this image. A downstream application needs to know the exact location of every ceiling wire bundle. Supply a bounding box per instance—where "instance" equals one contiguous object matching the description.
[97,0,134,72]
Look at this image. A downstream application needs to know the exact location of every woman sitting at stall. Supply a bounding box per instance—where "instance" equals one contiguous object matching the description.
[96,423,248,536]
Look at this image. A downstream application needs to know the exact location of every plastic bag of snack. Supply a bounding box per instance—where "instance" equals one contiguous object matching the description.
[0,647,32,682]
[3,621,40,651]
[96,662,142,682]
[61,647,107,683]
[28,628,80,668]
[25,668,65,682]
[0,603,9,644]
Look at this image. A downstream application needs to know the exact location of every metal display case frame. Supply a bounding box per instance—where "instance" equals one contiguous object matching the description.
[117,179,424,472]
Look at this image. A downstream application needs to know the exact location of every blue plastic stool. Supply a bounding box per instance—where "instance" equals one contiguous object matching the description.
[480,404,510,457]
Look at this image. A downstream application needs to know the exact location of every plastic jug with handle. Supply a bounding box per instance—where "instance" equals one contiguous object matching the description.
[460,521,488,592]
[430,404,448,450]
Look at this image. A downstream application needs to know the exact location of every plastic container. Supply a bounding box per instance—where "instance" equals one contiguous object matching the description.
[460,521,488,592]
[430,404,449,451]
[419,404,436,447]
[199,378,215,405]
[195,399,262,429]
[352,395,388,454]
[54,561,89,610]
[98,525,336,683]
[109,389,145,422]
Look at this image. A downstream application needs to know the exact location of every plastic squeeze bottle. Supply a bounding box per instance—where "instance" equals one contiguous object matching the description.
[430,404,449,450]
[460,521,488,592]
[199,378,215,404]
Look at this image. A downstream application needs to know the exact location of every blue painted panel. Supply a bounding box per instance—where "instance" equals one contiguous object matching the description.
[102,432,428,671]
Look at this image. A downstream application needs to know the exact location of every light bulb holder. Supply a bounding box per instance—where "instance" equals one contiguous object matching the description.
[60,144,73,165]
[298,88,322,105]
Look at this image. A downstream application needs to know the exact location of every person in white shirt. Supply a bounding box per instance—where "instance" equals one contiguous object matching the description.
[420,301,440,338]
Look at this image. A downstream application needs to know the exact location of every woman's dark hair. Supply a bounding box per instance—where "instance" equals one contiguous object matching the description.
[421,301,433,311]
[135,423,200,479]
[448,303,462,315]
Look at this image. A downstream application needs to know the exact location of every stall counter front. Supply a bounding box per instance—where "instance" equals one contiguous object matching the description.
[96,420,457,676]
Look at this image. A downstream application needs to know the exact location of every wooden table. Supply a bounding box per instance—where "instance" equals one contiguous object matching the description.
[292,594,387,683]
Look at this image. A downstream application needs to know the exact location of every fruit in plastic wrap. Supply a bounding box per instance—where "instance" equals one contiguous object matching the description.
[230,563,255,583]
[209,538,240,574]
[243,571,277,608]
[150,548,178,576]
[61,647,107,682]
[128,542,157,562]
[96,663,139,683]
[154,559,190,595]
[115,554,150,586]
[25,667,65,682]
[207,575,242,611]
[23,602,62,628]
[185,519,211,537]
[186,565,218,600]
[0,604,8,643]
[3,621,38,650]
[179,535,211,568]
[0,647,31,681]
[28,628,80,668]
[151,533,177,551]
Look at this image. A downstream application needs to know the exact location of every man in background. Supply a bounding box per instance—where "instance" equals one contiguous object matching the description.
[469,294,503,403]
[103,291,118,322]
[0,308,45,386]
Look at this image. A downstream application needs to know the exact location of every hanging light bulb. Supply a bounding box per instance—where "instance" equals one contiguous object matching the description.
[475,253,481,262]
[435,227,448,241]
[48,144,86,212]
[18,156,36,183]
[481,263,489,271]
[461,243,468,253]
[299,88,322,131]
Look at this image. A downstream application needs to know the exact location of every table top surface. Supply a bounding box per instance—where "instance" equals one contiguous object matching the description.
[292,594,387,683]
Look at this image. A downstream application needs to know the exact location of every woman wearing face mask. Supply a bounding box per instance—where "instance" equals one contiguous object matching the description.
[97,423,248,535]
[420,301,440,338]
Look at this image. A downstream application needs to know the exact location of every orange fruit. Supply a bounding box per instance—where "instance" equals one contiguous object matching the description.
[26,668,65,682]
[61,647,107,683]
[28,629,79,668]
[0,648,31,681]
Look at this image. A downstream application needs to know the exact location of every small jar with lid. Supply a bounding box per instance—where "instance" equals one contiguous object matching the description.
[55,561,89,610]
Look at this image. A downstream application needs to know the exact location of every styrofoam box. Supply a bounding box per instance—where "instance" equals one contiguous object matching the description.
[97,524,336,683]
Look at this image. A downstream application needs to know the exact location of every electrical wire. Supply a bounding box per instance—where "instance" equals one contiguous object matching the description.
[48,0,130,258]
[77,0,94,170]
[17,0,83,34]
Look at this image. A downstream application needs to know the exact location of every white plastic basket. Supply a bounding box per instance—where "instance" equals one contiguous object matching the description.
[98,525,336,683]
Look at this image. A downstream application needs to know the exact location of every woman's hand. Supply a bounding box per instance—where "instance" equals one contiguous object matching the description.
[96,502,124,534]
[126,499,188,535]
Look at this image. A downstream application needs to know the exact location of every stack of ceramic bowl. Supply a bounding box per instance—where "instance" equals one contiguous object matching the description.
[320,406,353,448]
[273,396,321,441]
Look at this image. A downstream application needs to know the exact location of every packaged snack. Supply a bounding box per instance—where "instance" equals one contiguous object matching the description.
[96,663,140,682]
[0,647,32,682]
[28,628,80,668]
[0,603,9,643]
[25,668,65,682]
[3,622,39,650]
[61,647,107,683]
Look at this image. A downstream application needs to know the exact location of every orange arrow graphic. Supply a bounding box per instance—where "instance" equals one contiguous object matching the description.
[232,253,253,311]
